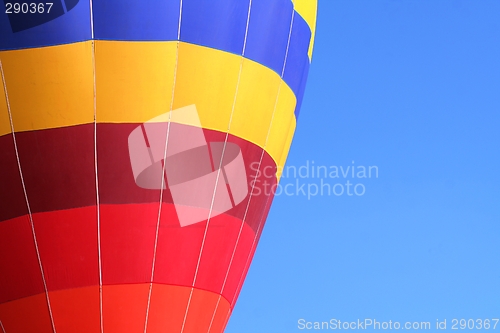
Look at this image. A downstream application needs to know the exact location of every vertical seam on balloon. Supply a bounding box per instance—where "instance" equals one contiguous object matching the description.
[177,0,183,40]
[0,319,6,333]
[180,1,254,332]
[206,296,221,333]
[0,61,58,333]
[90,39,103,333]
[88,1,100,330]
[206,10,296,333]
[89,44,101,333]
[205,294,230,333]
[230,191,274,308]
[89,0,95,39]
[221,308,232,333]
[142,48,174,333]
[231,11,296,309]
[241,0,253,57]
[143,1,184,333]
[207,300,232,333]
[281,11,295,78]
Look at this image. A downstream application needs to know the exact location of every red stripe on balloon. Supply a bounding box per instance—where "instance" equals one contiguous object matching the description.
[100,203,158,285]
[34,207,100,291]
[1,202,268,306]
[13,125,97,216]
[97,123,277,232]
[0,122,278,306]
[0,293,53,333]
[0,134,29,222]
[0,124,277,234]
[0,215,45,303]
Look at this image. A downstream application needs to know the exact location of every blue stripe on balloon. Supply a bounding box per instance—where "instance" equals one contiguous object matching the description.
[180,0,250,56]
[283,13,312,114]
[0,0,91,50]
[93,0,180,41]
[245,0,294,76]
[0,0,311,118]
[293,61,310,118]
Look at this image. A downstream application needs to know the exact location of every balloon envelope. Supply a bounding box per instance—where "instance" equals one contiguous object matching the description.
[0,0,317,332]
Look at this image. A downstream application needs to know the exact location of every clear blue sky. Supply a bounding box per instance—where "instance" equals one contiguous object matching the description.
[226,1,500,332]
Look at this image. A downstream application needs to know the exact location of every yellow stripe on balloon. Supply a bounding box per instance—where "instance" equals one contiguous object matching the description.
[278,117,297,179]
[170,42,241,132]
[0,41,298,178]
[293,0,318,60]
[264,85,297,179]
[95,41,177,124]
[0,69,11,136]
[0,42,95,137]
[228,57,282,149]
[98,41,298,176]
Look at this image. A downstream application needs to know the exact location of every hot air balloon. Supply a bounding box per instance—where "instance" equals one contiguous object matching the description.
[0,0,317,332]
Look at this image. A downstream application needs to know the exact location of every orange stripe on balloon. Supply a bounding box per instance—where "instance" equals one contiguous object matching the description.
[0,284,231,333]
[102,284,150,333]
[146,283,191,333]
[0,62,10,137]
[49,286,101,333]
[146,284,230,333]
